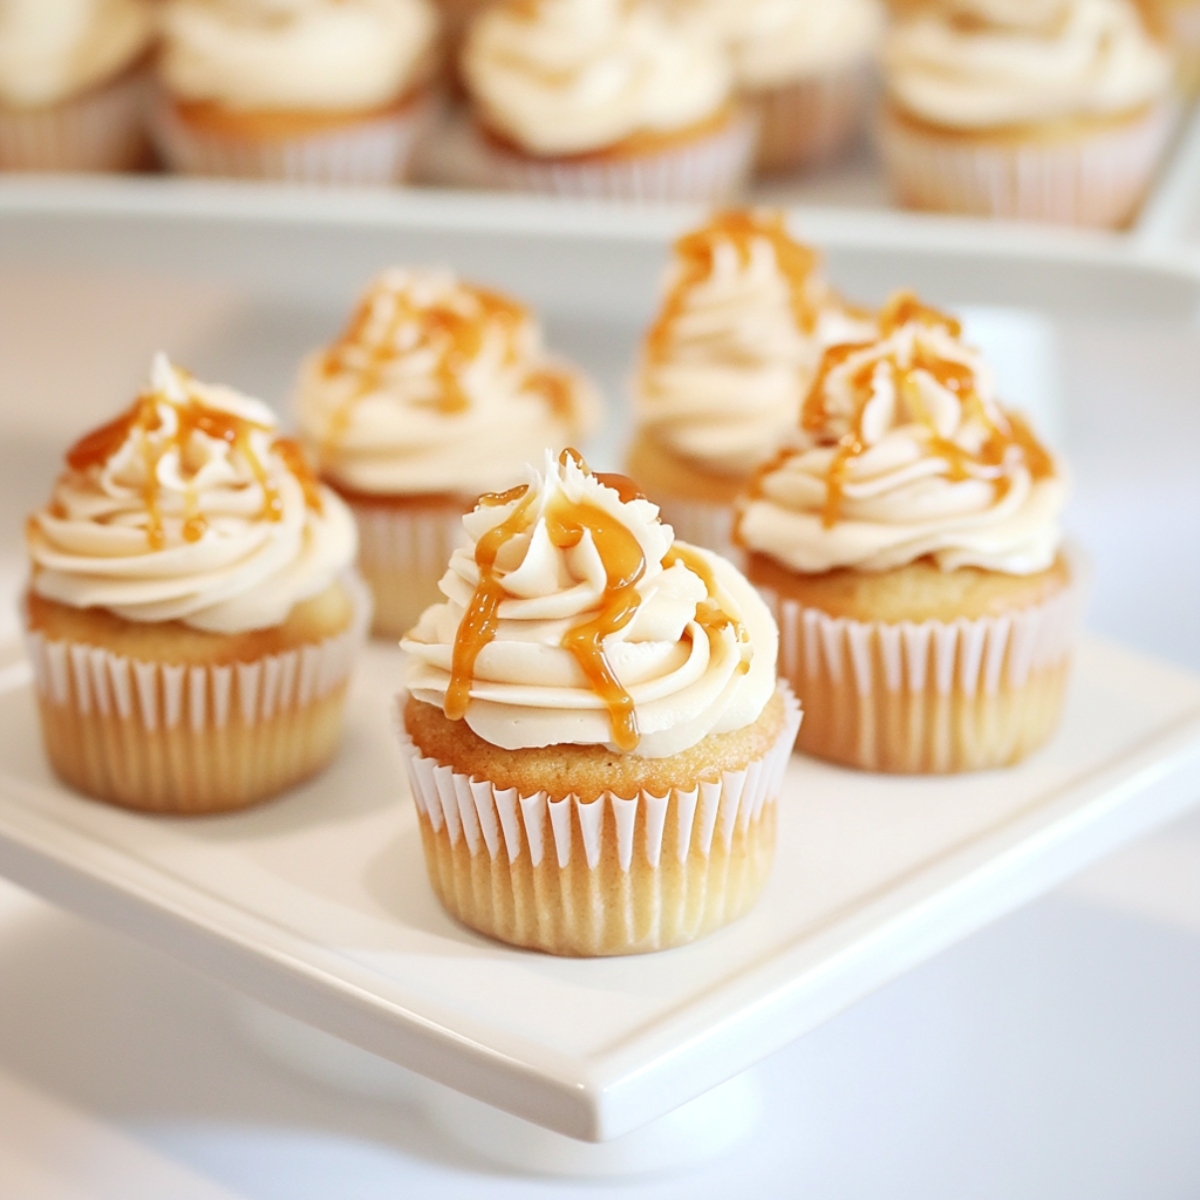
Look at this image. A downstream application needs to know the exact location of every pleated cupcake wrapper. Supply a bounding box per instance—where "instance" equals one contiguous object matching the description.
[0,67,150,172]
[474,110,758,203]
[399,684,800,873]
[751,60,873,174]
[348,496,468,638]
[878,100,1177,228]
[150,93,433,184]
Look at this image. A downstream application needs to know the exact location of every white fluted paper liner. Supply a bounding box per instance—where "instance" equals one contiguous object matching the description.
[760,573,1083,773]
[472,110,758,202]
[150,93,433,184]
[652,493,743,570]
[23,574,371,813]
[879,100,1176,228]
[347,495,468,639]
[398,684,802,955]
[0,67,149,172]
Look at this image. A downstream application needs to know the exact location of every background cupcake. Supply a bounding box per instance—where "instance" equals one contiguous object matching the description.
[737,293,1080,774]
[296,268,601,638]
[153,0,441,184]
[460,0,756,201]
[0,0,155,171]
[628,209,874,562]
[23,354,366,814]
[880,0,1176,227]
[400,449,800,956]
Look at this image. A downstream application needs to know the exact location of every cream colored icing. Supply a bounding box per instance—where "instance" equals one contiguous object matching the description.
[885,0,1172,129]
[462,0,733,156]
[28,355,357,634]
[635,211,876,480]
[0,0,153,109]
[296,269,601,497]
[159,0,438,112]
[736,296,1067,575]
[403,451,778,758]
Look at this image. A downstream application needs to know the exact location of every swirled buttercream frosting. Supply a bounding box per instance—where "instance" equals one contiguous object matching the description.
[462,0,733,156]
[736,293,1067,575]
[885,0,1172,130]
[402,450,778,758]
[635,210,875,479]
[159,0,439,112]
[28,354,357,634]
[296,268,601,497]
[0,0,154,109]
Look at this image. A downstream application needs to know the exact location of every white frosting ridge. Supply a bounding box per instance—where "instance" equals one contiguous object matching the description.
[885,0,1172,130]
[296,268,600,497]
[29,354,358,634]
[403,451,778,759]
[635,211,875,479]
[0,0,153,108]
[159,0,439,112]
[736,295,1067,575]
[462,0,733,156]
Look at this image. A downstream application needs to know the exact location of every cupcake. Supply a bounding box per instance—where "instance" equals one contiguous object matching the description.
[0,0,155,172]
[296,268,601,639]
[737,293,1080,775]
[399,449,801,956]
[153,0,441,184]
[460,0,757,202]
[674,0,885,173]
[1148,0,1200,91]
[628,209,874,563]
[23,354,367,814]
[880,0,1176,228]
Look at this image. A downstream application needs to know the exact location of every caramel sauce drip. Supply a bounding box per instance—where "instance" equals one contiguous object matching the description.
[796,291,1054,528]
[662,543,750,675]
[645,209,822,364]
[63,384,322,551]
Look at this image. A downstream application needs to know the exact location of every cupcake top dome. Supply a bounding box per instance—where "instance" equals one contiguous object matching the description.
[28,354,357,633]
[636,210,875,479]
[403,449,778,758]
[296,268,600,497]
[159,0,439,112]
[461,0,733,156]
[885,0,1172,130]
[0,0,154,109]
[736,292,1068,575]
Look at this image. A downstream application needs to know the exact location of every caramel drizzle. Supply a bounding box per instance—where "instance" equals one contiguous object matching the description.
[661,543,751,675]
[64,384,322,552]
[794,291,1054,529]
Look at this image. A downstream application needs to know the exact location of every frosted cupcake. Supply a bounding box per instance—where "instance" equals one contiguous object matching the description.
[0,0,155,171]
[675,0,885,172]
[628,210,874,563]
[737,293,1080,774]
[880,0,1175,227]
[23,355,367,814]
[1150,0,1200,92]
[154,0,441,184]
[296,268,601,639]
[400,450,800,956]
[460,0,756,201]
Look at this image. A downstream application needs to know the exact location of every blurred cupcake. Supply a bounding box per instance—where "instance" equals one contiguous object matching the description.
[400,449,801,956]
[460,0,756,202]
[23,355,367,814]
[628,209,874,562]
[296,268,601,639]
[154,0,441,184]
[880,0,1176,227]
[1148,0,1200,91]
[675,0,885,173]
[737,293,1080,774]
[0,0,155,171]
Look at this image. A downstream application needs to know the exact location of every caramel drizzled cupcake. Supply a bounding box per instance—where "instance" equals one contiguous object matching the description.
[23,355,367,814]
[737,293,1080,774]
[296,268,601,638]
[400,449,801,956]
[628,210,874,563]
